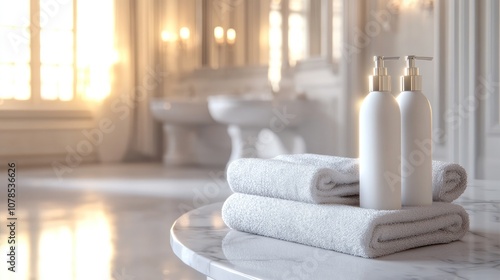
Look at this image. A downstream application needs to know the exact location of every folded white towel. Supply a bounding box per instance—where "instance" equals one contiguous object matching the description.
[222,193,469,258]
[227,154,467,203]
[227,158,359,204]
[275,154,360,180]
[431,161,468,202]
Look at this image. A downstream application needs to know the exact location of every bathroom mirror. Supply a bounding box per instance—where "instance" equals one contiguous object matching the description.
[158,0,342,75]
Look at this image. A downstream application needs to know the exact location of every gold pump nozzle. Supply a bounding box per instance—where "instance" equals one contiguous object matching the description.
[400,55,433,91]
[369,56,399,92]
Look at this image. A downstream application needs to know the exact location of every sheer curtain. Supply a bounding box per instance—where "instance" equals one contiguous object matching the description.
[96,0,161,162]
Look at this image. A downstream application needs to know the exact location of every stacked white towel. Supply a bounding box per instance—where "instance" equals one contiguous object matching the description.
[431,161,468,202]
[222,153,470,258]
[227,154,467,204]
[227,157,359,204]
[222,194,469,258]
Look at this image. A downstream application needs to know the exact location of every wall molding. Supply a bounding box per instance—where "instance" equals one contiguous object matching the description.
[0,108,98,166]
[433,0,447,145]
[0,153,98,168]
[444,0,478,178]
[485,0,500,135]
[0,108,95,131]
[339,0,364,157]
[0,109,93,119]
[442,0,500,180]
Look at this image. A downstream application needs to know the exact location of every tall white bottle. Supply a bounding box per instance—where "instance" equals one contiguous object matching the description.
[396,55,433,206]
[360,56,401,210]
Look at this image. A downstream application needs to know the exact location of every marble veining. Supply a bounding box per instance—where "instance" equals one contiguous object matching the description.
[171,182,500,280]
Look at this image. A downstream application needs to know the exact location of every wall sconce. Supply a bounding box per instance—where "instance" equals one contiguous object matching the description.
[161,30,176,42]
[213,26,237,45]
[389,0,434,12]
[214,26,225,45]
[226,28,236,45]
[213,26,237,68]
[179,27,190,44]
[160,27,190,73]
[161,27,190,46]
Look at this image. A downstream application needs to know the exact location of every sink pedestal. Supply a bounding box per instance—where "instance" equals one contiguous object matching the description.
[150,98,231,167]
[227,125,262,162]
[162,125,198,166]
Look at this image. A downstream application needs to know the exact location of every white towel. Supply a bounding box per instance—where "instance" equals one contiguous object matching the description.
[227,154,467,203]
[431,161,468,202]
[222,193,469,258]
[275,154,359,176]
[227,158,359,204]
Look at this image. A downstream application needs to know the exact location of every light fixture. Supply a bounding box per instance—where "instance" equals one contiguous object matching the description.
[161,28,189,43]
[214,26,225,45]
[390,0,434,12]
[179,27,190,41]
[160,27,190,74]
[161,30,175,42]
[226,28,236,45]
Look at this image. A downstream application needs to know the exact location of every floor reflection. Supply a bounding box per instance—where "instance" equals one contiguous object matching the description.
[0,164,224,280]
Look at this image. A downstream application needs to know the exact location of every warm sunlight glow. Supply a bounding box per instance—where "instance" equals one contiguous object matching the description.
[214,26,225,44]
[0,232,30,279]
[332,0,343,61]
[357,97,364,112]
[74,209,113,280]
[0,0,31,101]
[179,27,190,41]
[39,0,75,101]
[38,225,74,280]
[399,0,420,9]
[77,0,115,102]
[0,0,116,103]
[37,207,112,280]
[111,49,120,64]
[226,28,236,45]
[268,10,282,92]
[161,30,175,42]
[288,13,306,66]
[288,0,307,67]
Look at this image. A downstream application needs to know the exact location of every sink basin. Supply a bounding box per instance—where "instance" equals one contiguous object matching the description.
[149,97,230,166]
[207,94,311,165]
[207,95,309,127]
[150,97,215,125]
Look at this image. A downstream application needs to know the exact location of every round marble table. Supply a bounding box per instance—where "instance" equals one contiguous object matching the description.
[170,182,500,280]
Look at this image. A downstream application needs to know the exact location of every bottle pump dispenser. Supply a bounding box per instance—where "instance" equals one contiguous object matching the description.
[360,56,402,210]
[397,55,433,206]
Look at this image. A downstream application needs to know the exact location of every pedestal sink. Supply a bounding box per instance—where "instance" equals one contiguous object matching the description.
[207,94,310,164]
[150,97,230,166]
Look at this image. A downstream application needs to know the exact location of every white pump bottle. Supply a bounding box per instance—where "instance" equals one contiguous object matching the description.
[396,55,433,206]
[359,56,401,210]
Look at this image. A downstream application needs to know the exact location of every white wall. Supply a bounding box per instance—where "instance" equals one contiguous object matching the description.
[362,0,500,181]
[362,0,439,156]
[0,111,98,168]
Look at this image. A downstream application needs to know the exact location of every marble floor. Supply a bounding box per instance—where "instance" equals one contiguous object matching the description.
[0,163,232,280]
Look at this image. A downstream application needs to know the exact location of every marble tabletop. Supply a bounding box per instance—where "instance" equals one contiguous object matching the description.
[170,182,500,280]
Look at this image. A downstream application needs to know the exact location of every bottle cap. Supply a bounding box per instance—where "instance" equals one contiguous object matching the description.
[400,55,433,91]
[369,56,399,92]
